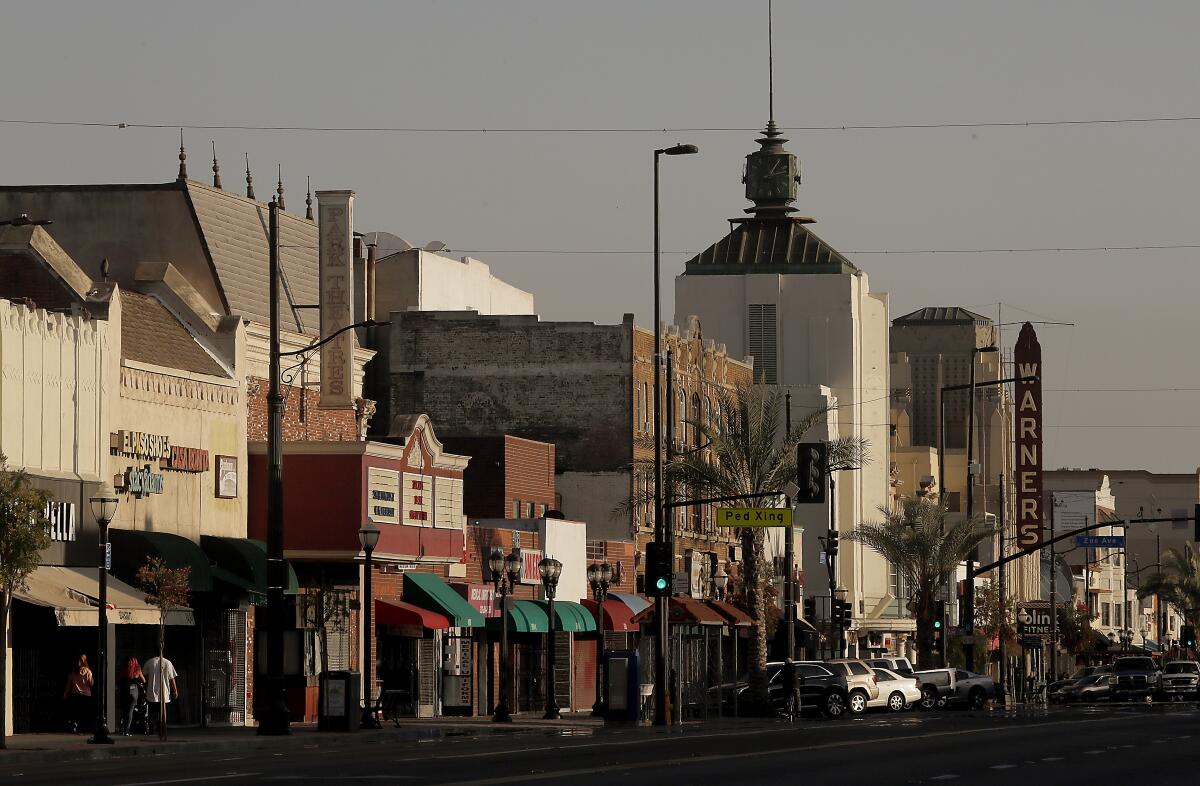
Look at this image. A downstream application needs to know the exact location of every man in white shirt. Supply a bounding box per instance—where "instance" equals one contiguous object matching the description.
[143,655,178,735]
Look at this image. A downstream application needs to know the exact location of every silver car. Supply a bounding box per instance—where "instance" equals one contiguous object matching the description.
[867,667,922,711]
[950,669,996,709]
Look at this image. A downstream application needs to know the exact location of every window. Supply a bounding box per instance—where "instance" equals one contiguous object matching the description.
[1102,603,1111,627]
[798,664,831,679]
[748,304,778,384]
[525,501,536,518]
[512,499,521,518]
[848,662,872,676]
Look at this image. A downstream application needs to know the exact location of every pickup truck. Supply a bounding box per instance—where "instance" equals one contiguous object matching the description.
[1108,656,1161,700]
[1158,661,1199,701]
[914,668,955,710]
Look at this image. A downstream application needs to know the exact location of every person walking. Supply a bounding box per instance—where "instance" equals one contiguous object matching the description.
[782,658,801,721]
[143,653,178,737]
[63,654,94,733]
[120,656,146,735]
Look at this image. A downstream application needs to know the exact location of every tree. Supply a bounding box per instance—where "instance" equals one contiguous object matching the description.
[626,384,867,710]
[1057,601,1099,657]
[1138,546,1200,632]
[0,456,51,748]
[848,499,995,668]
[136,557,190,740]
[973,579,1017,667]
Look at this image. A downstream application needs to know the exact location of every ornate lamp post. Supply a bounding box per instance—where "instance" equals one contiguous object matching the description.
[539,556,563,720]
[358,524,381,728]
[588,562,613,716]
[491,546,522,722]
[713,571,730,602]
[88,487,119,745]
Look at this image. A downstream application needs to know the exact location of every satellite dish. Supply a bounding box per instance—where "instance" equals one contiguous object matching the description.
[423,240,447,252]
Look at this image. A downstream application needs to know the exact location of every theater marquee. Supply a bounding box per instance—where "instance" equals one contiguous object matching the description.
[1014,323,1043,549]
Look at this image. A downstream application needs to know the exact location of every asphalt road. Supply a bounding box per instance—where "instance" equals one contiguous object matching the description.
[3,705,1197,785]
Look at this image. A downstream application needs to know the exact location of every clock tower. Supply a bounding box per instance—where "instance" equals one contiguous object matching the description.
[743,119,799,218]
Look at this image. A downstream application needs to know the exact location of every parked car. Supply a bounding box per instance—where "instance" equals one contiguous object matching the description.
[818,659,881,714]
[867,667,922,711]
[868,657,916,677]
[1158,661,1200,701]
[1048,666,1104,698]
[947,669,996,709]
[712,661,853,718]
[1109,656,1161,700]
[914,668,955,709]
[1059,674,1112,703]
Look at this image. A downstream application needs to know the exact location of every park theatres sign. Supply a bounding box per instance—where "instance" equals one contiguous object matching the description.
[1014,323,1044,549]
[111,431,209,473]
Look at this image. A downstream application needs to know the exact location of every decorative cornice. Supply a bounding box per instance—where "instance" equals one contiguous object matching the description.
[120,366,241,413]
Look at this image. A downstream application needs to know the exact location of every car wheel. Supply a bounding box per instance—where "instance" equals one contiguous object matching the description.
[822,691,846,718]
[848,690,868,715]
[919,686,938,710]
[968,688,987,710]
[887,691,906,712]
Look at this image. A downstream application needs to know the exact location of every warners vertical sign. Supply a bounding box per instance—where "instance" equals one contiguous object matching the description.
[317,190,356,409]
[1014,322,1044,549]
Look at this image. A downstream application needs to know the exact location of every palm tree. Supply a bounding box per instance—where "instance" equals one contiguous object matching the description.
[848,499,995,668]
[627,383,867,710]
[1138,546,1200,632]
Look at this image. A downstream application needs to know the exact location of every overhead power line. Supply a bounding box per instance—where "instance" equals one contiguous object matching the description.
[5,113,1200,134]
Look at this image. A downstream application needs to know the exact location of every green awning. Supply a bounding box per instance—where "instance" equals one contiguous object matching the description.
[532,600,597,633]
[200,536,299,596]
[486,600,552,633]
[108,528,213,592]
[402,572,485,628]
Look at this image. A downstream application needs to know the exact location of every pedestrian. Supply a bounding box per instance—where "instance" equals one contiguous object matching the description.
[62,653,93,733]
[782,658,800,720]
[120,656,146,735]
[143,653,178,736]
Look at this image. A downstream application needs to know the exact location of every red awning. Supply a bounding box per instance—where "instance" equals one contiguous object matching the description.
[632,596,726,626]
[705,599,753,627]
[375,599,450,630]
[580,598,640,633]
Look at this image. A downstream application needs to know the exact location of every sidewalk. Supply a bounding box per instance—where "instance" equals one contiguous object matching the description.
[0,713,607,768]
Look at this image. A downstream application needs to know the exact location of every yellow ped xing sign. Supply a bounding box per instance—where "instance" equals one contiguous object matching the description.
[715,508,793,528]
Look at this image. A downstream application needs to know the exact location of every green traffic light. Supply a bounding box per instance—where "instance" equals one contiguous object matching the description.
[655,577,668,590]
[933,620,942,629]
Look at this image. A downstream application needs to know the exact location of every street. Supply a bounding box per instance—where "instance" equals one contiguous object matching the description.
[2,705,1196,785]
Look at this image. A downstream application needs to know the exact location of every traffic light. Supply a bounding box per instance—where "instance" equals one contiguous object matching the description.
[934,600,946,632]
[839,600,852,630]
[830,599,843,627]
[646,541,673,597]
[796,443,828,504]
[803,596,816,621]
[1183,625,1197,650]
[827,530,839,559]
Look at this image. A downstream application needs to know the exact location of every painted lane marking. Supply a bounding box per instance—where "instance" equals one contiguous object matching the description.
[930,776,960,781]
[990,764,1017,769]
[1083,750,1105,755]
[1041,757,1064,761]
[115,775,259,786]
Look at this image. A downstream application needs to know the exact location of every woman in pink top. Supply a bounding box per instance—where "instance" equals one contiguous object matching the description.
[63,653,94,733]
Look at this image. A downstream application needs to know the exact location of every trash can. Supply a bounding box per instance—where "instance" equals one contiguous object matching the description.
[318,671,361,732]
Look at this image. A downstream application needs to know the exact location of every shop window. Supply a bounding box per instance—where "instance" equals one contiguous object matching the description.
[298,589,352,676]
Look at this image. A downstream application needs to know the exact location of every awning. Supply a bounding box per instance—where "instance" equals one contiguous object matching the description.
[608,591,652,616]
[376,599,450,630]
[530,600,597,633]
[200,535,299,597]
[581,598,640,633]
[632,596,726,626]
[706,599,753,627]
[486,599,551,633]
[15,566,193,627]
[108,528,213,592]
[403,572,485,628]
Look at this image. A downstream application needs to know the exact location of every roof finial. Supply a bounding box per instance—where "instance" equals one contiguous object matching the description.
[100,257,111,282]
[211,141,222,190]
[768,0,775,130]
[276,165,286,211]
[177,128,188,181]
[305,176,314,221]
[245,153,256,200]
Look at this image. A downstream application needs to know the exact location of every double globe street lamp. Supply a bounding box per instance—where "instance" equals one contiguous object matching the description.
[539,557,563,720]
[88,486,119,746]
[490,546,522,723]
[358,524,381,729]
[587,562,613,716]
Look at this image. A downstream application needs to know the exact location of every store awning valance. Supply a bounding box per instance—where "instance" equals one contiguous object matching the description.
[15,566,193,627]
[376,599,450,630]
[632,596,726,627]
[608,591,652,616]
[580,598,640,632]
[108,528,213,592]
[530,600,597,633]
[402,572,485,628]
[200,535,299,597]
[706,599,753,627]
[486,599,551,633]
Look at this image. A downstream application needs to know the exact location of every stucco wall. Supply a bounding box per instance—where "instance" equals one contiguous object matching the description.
[372,249,534,318]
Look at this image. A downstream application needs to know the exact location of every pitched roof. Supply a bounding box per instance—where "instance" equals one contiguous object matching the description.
[893,307,992,324]
[683,218,858,275]
[120,290,228,377]
[183,181,318,334]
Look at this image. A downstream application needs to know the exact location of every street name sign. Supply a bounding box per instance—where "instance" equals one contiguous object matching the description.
[715,508,792,528]
[1075,534,1125,548]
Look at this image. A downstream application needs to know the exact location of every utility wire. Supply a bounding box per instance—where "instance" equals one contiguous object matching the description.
[443,245,1200,255]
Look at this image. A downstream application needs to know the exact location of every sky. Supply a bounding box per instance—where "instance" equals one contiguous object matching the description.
[2,0,1199,473]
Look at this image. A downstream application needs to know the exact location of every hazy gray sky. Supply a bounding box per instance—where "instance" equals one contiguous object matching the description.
[3,1,1199,473]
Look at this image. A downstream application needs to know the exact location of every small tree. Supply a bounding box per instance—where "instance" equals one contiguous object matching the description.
[1057,601,1099,658]
[974,579,1017,658]
[136,557,190,740]
[0,457,51,748]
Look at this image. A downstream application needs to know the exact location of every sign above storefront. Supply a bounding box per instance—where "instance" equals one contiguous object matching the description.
[520,548,544,585]
[111,431,210,477]
[1016,605,1051,637]
[368,468,400,525]
[46,501,76,542]
[1014,323,1044,550]
[117,465,165,497]
[316,190,356,408]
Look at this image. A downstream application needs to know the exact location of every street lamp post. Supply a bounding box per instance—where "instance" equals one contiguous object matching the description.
[88,488,119,746]
[714,570,732,717]
[491,547,522,722]
[358,524,381,729]
[963,345,999,670]
[539,557,563,720]
[652,142,698,728]
[588,562,613,716]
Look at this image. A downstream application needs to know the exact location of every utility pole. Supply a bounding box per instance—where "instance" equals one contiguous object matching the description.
[784,392,795,661]
[996,474,1007,707]
[665,348,677,725]
[828,473,839,658]
[1048,499,1058,683]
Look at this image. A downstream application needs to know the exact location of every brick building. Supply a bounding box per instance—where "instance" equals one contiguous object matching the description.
[443,435,557,520]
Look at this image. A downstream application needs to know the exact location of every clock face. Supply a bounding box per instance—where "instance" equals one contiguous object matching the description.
[745,152,796,201]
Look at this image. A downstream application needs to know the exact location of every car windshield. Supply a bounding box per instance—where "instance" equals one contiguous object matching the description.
[1068,668,1093,680]
[1113,658,1155,672]
[873,668,899,681]
[1165,663,1199,674]
[1079,675,1106,685]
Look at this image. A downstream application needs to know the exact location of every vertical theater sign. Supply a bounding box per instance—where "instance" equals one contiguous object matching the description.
[1014,322,1043,549]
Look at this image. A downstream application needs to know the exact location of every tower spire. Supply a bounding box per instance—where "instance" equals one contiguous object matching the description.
[740,0,797,218]
[211,141,223,189]
[768,0,774,127]
[305,176,313,221]
[245,154,256,200]
[177,129,188,181]
[276,165,286,211]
